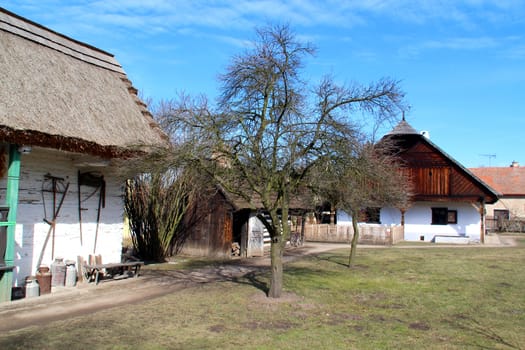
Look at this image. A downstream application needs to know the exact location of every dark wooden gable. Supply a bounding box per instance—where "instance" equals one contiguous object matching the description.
[387,133,498,204]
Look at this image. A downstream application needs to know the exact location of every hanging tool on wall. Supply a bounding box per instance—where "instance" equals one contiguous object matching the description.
[37,174,69,269]
[77,172,105,253]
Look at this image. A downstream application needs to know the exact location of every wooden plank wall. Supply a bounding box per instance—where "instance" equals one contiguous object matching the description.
[400,139,490,201]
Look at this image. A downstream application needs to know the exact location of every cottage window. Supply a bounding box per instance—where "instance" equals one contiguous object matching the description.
[494,209,509,231]
[447,210,457,224]
[364,207,381,224]
[432,207,457,225]
[431,207,448,225]
[494,209,509,221]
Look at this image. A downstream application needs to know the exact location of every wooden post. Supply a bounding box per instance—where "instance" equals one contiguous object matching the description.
[479,199,486,244]
[0,145,21,302]
[400,208,406,240]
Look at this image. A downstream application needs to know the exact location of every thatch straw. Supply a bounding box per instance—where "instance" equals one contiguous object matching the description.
[0,8,168,157]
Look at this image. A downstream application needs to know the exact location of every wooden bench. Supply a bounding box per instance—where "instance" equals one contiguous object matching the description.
[0,265,15,272]
[84,261,144,284]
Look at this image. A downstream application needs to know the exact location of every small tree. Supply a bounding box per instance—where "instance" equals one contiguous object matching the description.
[161,24,404,297]
[315,139,410,267]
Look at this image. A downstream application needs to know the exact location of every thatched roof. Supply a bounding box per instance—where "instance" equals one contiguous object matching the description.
[0,7,168,158]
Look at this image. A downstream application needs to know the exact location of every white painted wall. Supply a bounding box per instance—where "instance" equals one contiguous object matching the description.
[338,202,482,243]
[247,215,266,257]
[2,147,126,286]
[336,210,352,224]
[381,202,481,242]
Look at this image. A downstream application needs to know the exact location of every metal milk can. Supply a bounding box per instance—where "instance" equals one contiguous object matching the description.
[25,277,40,298]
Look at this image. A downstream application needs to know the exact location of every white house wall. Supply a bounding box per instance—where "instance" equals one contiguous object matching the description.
[247,215,266,257]
[5,148,125,286]
[338,202,482,243]
[381,202,481,242]
[336,210,352,224]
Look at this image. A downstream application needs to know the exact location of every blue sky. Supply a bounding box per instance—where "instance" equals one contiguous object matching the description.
[3,1,524,168]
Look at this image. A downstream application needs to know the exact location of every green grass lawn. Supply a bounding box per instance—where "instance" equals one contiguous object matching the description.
[1,239,524,349]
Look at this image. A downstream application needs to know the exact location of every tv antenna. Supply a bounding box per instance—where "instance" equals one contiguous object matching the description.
[480,154,496,166]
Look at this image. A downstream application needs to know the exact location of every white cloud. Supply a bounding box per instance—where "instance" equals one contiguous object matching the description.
[501,44,525,59]
[4,0,525,54]
[423,37,500,50]
[396,35,512,60]
[6,0,525,31]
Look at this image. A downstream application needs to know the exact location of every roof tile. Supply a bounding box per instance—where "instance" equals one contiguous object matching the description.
[470,167,525,196]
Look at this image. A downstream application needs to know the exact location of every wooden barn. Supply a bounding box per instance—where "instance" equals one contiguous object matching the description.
[369,119,498,243]
[179,189,236,259]
[181,189,307,258]
[0,8,167,301]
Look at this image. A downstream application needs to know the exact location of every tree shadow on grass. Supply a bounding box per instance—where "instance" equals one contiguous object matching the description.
[142,263,271,295]
[311,252,365,269]
[143,254,345,298]
[446,314,521,349]
[231,270,269,295]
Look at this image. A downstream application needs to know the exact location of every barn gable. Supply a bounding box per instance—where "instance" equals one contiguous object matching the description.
[385,125,497,204]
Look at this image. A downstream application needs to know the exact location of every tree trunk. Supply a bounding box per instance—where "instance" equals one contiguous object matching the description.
[268,236,284,298]
[348,209,360,267]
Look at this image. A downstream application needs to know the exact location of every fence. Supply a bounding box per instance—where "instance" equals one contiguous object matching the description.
[486,217,525,233]
[304,223,404,245]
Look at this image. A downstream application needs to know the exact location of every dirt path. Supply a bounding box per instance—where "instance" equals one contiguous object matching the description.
[0,238,518,332]
[0,243,341,332]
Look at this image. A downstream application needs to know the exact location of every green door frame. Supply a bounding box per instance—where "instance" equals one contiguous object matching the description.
[0,145,21,302]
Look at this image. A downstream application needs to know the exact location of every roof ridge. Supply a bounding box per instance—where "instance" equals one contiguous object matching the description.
[0,7,124,73]
[387,119,419,135]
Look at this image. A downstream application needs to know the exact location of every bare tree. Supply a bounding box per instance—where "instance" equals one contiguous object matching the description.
[161,24,404,297]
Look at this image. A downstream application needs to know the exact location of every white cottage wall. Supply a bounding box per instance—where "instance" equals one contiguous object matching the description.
[247,215,266,257]
[336,210,352,224]
[380,207,402,225]
[7,148,124,286]
[381,202,481,242]
[339,203,481,243]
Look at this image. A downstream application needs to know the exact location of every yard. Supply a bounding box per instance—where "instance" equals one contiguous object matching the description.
[1,238,524,349]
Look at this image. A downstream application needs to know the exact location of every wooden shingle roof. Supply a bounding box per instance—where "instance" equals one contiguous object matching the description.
[0,7,168,158]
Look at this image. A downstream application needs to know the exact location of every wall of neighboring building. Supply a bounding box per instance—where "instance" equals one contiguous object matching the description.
[3,148,125,286]
[484,198,525,219]
[381,202,481,242]
[484,198,525,232]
